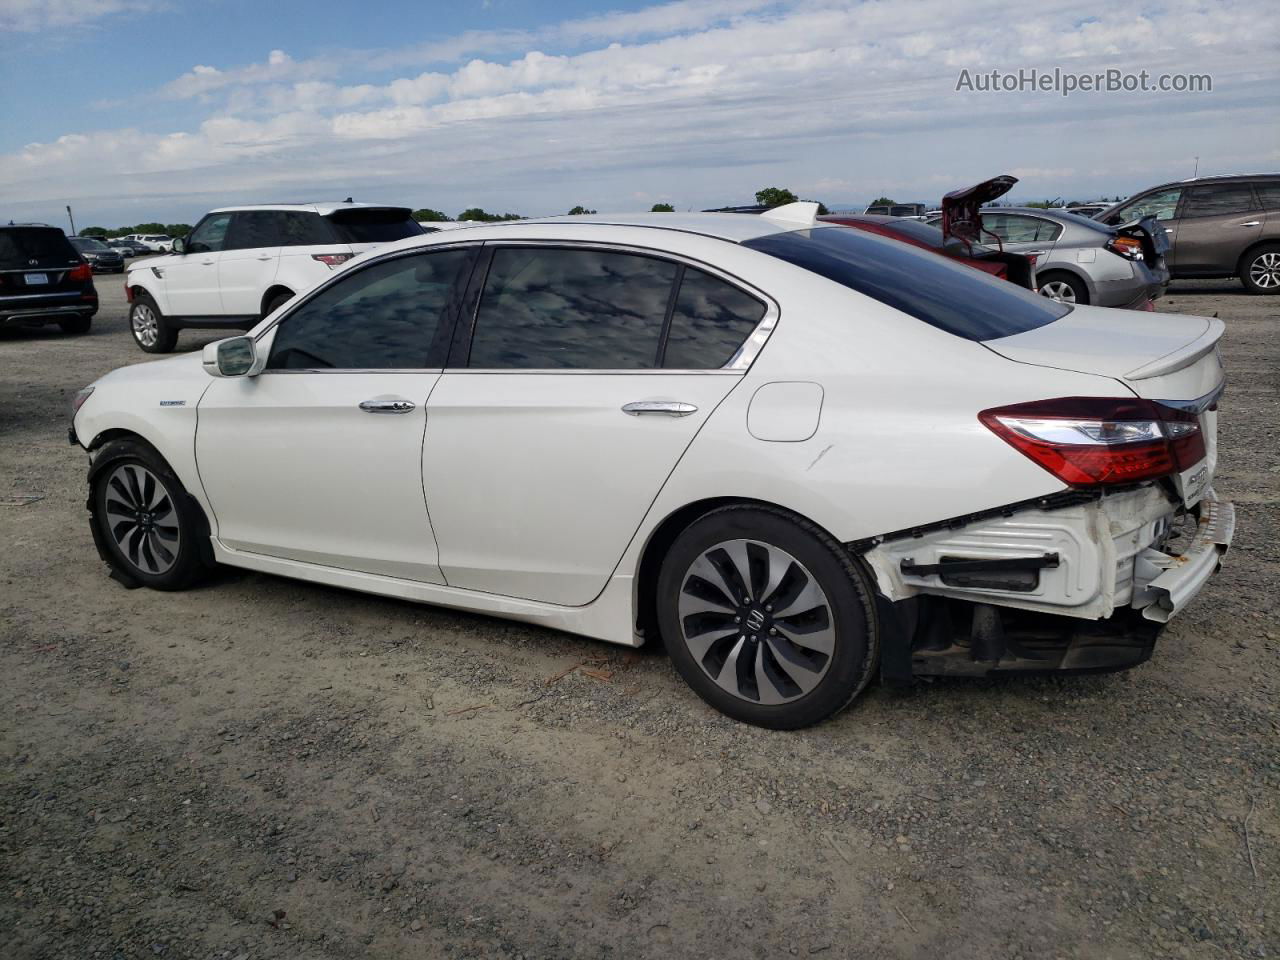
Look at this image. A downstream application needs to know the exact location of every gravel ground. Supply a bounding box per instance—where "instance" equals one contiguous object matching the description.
[1,277,1277,960]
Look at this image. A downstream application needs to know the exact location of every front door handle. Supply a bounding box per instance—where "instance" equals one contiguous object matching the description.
[359,399,415,414]
[1236,220,1262,228]
[256,254,273,260]
[622,400,698,417]
[200,259,215,265]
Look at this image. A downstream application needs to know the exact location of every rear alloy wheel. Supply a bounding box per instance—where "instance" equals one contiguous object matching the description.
[130,294,177,353]
[1039,272,1089,305]
[1241,245,1280,295]
[91,440,209,590]
[657,506,878,729]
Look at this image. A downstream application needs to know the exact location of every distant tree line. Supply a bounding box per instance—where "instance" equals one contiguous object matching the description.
[80,222,194,239]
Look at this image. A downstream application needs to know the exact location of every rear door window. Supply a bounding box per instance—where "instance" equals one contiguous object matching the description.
[325,208,424,244]
[0,228,79,269]
[983,214,1061,243]
[467,247,676,369]
[1255,183,1280,210]
[744,226,1068,342]
[278,211,337,246]
[663,268,766,368]
[267,249,474,370]
[226,211,286,250]
[1180,184,1257,218]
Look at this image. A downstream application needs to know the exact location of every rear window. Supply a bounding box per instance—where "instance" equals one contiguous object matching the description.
[69,237,109,251]
[743,226,1069,341]
[325,208,423,244]
[0,228,79,269]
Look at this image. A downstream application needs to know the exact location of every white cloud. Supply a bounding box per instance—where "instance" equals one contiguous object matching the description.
[2,0,1277,222]
[0,0,159,31]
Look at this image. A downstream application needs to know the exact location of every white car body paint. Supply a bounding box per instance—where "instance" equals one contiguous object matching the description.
[74,213,1230,650]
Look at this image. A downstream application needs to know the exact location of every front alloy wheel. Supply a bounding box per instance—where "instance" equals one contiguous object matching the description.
[129,295,177,353]
[102,462,181,575]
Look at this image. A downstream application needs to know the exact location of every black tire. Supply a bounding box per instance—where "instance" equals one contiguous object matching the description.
[129,293,177,353]
[1239,244,1280,295]
[90,439,211,591]
[263,290,294,318]
[59,314,92,335]
[1038,271,1089,305]
[656,505,879,729]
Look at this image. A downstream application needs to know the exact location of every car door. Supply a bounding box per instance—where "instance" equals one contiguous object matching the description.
[1168,182,1263,275]
[218,211,283,317]
[164,213,231,315]
[422,244,771,606]
[195,245,477,582]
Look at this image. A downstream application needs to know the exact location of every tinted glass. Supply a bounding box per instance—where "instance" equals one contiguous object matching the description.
[267,249,472,370]
[878,219,946,249]
[664,268,765,368]
[278,211,337,246]
[70,237,109,251]
[0,228,79,269]
[226,211,285,250]
[744,227,1069,342]
[1256,183,1280,210]
[469,248,677,369]
[1181,184,1256,218]
[326,208,423,244]
[188,214,232,253]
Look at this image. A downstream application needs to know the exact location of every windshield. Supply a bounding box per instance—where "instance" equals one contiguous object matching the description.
[743,226,1069,341]
[325,208,423,244]
[0,228,80,269]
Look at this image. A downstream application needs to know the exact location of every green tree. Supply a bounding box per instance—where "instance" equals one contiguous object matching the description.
[80,226,109,237]
[567,205,597,215]
[650,202,675,212]
[132,222,168,234]
[457,208,524,222]
[164,223,192,238]
[413,208,451,221]
[816,202,830,216]
[755,187,799,208]
[870,196,895,207]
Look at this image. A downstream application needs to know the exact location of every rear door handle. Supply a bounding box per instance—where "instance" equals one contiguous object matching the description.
[200,259,215,265]
[1236,220,1261,227]
[622,401,698,417]
[256,254,273,260]
[359,399,415,414]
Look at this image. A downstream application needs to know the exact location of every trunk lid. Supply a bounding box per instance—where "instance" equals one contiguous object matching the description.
[941,175,1018,247]
[985,304,1225,505]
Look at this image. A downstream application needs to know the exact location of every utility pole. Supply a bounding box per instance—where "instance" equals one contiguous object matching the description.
[1193,156,1199,178]
[66,205,76,235]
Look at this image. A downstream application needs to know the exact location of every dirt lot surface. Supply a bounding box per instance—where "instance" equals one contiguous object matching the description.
[2,277,1277,960]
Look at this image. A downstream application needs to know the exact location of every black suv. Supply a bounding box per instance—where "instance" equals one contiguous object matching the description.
[1097,174,1280,294]
[0,224,98,334]
[68,236,126,273]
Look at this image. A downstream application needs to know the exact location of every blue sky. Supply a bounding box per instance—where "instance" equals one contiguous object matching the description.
[2,0,1277,228]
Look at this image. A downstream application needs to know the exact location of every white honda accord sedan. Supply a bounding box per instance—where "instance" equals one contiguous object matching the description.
[70,204,1234,728]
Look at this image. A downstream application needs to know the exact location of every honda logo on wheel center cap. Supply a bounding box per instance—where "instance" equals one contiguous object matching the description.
[745,609,766,632]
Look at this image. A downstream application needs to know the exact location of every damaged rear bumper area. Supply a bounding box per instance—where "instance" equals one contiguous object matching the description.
[858,486,1234,680]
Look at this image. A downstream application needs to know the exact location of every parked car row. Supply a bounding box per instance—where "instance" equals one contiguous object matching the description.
[70,202,1235,727]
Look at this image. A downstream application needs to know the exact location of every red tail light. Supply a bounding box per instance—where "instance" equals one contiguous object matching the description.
[1106,235,1144,261]
[68,263,94,282]
[312,253,354,268]
[979,397,1205,487]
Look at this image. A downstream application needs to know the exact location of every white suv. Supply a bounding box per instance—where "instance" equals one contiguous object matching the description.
[124,203,423,353]
[120,234,174,253]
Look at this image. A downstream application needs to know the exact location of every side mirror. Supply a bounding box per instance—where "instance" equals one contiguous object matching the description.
[171,237,187,255]
[202,336,264,378]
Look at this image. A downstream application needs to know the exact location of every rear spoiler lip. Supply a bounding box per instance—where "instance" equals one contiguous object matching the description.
[1125,317,1225,380]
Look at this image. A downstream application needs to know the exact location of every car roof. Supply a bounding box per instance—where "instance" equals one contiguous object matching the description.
[411,212,824,244]
[208,201,410,216]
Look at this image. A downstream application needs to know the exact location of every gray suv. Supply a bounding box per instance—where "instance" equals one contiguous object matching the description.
[1096,174,1280,294]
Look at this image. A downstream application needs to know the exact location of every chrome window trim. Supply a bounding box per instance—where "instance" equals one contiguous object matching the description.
[253,236,780,375]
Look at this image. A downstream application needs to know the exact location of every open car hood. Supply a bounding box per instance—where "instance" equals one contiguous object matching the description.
[941,175,1017,247]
